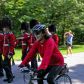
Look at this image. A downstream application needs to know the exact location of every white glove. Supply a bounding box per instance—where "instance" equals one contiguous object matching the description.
[20,67,29,72]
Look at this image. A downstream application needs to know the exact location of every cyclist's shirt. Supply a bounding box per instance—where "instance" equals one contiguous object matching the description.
[21,37,64,70]
[52,34,59,47]
[28,33,36,49]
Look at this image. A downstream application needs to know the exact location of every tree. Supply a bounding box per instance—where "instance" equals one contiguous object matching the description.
[0,0,84,43]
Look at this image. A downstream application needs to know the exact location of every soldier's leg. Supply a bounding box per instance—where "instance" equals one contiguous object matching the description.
[0,53,4,77]
[22,52,30,68]
[31,54,38,70]
[3,57,13,83]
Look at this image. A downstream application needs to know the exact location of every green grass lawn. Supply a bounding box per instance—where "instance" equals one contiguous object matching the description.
[13,48,22,61]
[14,44,84,61]
[59,44,84,55]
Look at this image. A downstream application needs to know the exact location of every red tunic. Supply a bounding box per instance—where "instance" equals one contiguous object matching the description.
[21,37,64,70]
[21,33,30,54]
[3,32,16,57]
[0,33,3,54]
[15,33,30,54]
[28,33,36,49]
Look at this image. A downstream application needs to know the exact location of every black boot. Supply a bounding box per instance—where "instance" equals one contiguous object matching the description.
[8,78,13,83]
[3,77,13,83]
[3,78,8,82]
[0,73,4,78]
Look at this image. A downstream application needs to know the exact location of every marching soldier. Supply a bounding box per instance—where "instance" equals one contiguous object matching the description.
[16,22,30,68]
[0,20,4,78]
[2,16,16,83]
[29,19,39,70]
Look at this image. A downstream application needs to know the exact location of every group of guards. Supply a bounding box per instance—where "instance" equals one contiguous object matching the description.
[0,16,59,83]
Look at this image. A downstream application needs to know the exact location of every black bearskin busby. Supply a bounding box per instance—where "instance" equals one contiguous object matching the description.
[0,20,2,31]
[48,24,56,33]
[2,16,11,29]
[29,19,39,29]
[20,22,29,31]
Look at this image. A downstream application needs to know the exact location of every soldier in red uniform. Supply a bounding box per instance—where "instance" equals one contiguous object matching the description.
[2,17,16,83]
[48,24,60,47]
[17,22,30,60]
[20,22,30,61]
[0,20,4,78]
[29,19,39,70]
[16,22,30,68]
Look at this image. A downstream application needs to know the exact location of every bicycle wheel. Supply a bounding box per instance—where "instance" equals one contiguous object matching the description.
[54,74,72,84]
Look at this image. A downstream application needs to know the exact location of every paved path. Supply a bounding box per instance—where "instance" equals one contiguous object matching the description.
[64,52,84,84]
[0,52,84,84]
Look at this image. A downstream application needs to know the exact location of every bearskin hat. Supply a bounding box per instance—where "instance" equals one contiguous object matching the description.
[2,16,11,29]
[0,20,2,31]
[48,24,56,33]
[29,19,39,29]
[20,22,29,31]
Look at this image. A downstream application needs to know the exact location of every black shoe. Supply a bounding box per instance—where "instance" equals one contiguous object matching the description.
[0,73,4,78]
[8,78,13,83]
[3,76,14,82]
[3,78,8,82]
[13,75,15,78]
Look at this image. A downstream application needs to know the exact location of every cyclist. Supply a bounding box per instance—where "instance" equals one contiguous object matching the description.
[19,24,64,84]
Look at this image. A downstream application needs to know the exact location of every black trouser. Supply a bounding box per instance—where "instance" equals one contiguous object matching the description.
[22,50,37,69]
[3,57,13,79]
[0,53,3,75]
[31,54,38,70]
[37,65,62,84]
[22,52,26,61]
[21,50,30,68]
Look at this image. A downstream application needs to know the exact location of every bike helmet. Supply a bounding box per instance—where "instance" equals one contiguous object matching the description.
[32,24,45,35]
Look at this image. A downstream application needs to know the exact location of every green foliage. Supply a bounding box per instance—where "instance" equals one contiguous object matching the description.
[0,0,84,42]
[72,28,84,43]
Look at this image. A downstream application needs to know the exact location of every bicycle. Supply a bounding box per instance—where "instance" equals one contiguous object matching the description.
[21,63,72,84]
